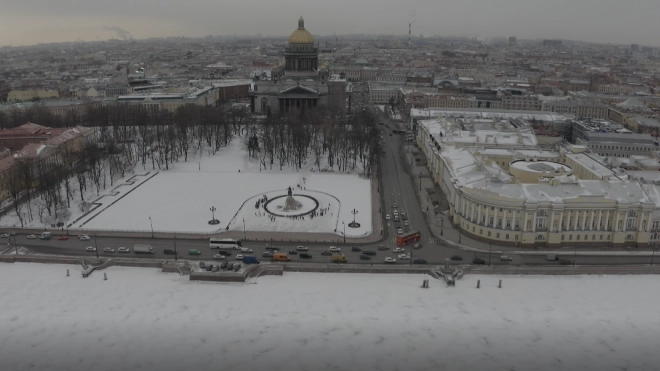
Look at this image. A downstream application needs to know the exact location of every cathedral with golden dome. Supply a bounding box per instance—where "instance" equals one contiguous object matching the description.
[249,17,347,115]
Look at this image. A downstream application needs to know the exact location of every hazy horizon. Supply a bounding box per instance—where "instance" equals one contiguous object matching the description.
[1,0,659,48]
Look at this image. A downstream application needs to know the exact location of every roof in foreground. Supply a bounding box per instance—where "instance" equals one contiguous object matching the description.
[411,108,572,122]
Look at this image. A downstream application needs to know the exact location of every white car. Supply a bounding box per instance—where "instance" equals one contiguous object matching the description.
[213,254,226,260]
[393,210,399,216]
[117,247,130,253]
[398,254,410,260]
[500,255,513,262]
[27,234,37,239]
[329,246,341,252]
[403,220,409,226]
[0,234,9,238]
[386,214,391,220]
[85,246,96,252]
[236,254,244,261]
[397,229,403,234]
[103,247,115,253]
[296,246,308,251]
[384,257,397,264]
[241,247,253,253]
[78,235,91,241]
[392,248,405,253]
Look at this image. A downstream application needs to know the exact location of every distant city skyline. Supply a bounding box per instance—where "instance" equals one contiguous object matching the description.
[1,0,659,47]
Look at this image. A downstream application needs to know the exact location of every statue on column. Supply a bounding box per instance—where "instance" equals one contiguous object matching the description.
[287,186,293,197]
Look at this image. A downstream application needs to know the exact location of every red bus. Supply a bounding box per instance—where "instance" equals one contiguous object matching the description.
[396,231,421,247]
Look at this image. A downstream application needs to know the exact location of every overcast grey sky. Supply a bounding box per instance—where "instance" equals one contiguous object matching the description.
[1,0,658,47]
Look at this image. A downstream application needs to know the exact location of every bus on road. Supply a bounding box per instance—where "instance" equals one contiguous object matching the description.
[396,231,421,247]
[209,238,243,250]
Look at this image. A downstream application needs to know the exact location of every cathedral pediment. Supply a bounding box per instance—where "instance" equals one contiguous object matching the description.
[278,85,318,95]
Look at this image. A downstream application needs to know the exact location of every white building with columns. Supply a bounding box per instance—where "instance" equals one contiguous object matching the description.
[417,115,660,248]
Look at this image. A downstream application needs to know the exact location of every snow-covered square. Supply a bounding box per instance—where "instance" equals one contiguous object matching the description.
[0,263,657,371]
[1,139,373,237]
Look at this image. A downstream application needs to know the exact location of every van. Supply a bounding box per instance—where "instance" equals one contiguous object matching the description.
[331,254,347,263]
[546,254,559,261]
[39,232,51,240]
[273,253,291,262]
[242,256,260,264]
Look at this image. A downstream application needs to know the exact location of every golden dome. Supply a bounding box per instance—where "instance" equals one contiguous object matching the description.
[288,16,314,44]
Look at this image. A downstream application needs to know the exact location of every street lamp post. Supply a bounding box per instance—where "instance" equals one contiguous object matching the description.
[573,245,577,267]
[351,209,358,224]
[651,247,656,266]
[210,206,217,222]
[243,218,246,241]
[343,221,346,244]
[149,216,154,238]
[419,173,422,191]
[440,216,444,236]
[458,228,462,244]
[94,234,99,258]
[174,234,178,261]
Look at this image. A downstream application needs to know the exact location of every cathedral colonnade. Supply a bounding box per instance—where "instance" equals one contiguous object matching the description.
[279,98,318,112]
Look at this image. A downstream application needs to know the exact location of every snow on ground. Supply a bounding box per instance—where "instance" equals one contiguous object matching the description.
[77,140,372,236]
[0,264,657,371]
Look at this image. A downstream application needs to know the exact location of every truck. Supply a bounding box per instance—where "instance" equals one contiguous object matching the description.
[133,244,155,254]
[331,254,347,263]
[242,255,260,264]
[39,232,51,240]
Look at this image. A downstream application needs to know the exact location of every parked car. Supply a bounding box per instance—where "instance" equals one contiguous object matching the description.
[413,243,423,249]
[397,229,403,234]
[85,246,96,252]
[205,265,213,272]
[359,254,371,260]
[398,254,410,260]
[233,264,241,272]
[299,253,313,259]
[220,261,228,269]
[288,250,298,255]
[236,254,243,261]
[78,235,91,241]
[384,257,397,264]
[58,236,69,241]
[262,251,273,258]
[392,247,405,253]
[386,214,391,220]
[546,254,559,261]
[103,247,115,253]
[362,250,376,256]
[351,246,361,252]
[413,258,427,264]
[473,258,486,265]
[217,250,232,256]
[0,234,10,238]
[241,247,253,253]
[212,265,219,272]
[164,249,176,255]
[199,262,206,269]
[118,247,130,253]
[329,246,341,252]
[321,250,332,256]
[500,255,513,262]
[296,246,308,251]
[226,263,234,270]
[189,249,201,255]
[377,245,389,250]
[450,255,463,261]
[27,234,37,239]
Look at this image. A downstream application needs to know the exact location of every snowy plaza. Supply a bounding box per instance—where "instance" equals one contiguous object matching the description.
[0,139,373,238]
[0,263,657,371]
